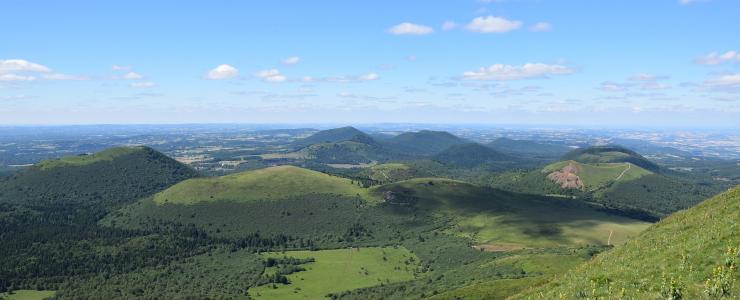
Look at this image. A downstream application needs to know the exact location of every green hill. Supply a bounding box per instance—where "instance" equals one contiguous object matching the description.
[561,145,660,172]
[152,165,370,205]
[300,140,394,164]
[0,146,199,293]
[514,185,740,299]
[382,130,467,156]
[0,146,198,206]
[292,126,375,148]
[487,138,572,160]
[493,146,719,219]
[432,143,517,169]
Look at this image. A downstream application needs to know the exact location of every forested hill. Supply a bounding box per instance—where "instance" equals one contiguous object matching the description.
[514,185,740,299]
[292,126,375,148]
[0,146,198,206]
[382,130,467,156]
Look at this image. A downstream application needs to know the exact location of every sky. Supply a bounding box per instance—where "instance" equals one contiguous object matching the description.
[1,0,739,127]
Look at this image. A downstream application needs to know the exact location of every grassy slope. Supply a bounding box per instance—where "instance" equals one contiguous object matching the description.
[544,160,652,191]
[152,165,373,205]
[373,178,649,247]
[514,185,740,299]
[0,290,55,300]
[363,163,424,183]
[429,253,587,300]
[249,247,418,299]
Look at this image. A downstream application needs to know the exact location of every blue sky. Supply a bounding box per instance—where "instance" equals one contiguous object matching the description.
[1,0,739,127]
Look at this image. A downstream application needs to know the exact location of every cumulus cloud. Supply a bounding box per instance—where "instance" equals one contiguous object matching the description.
[42,73,88,81]
[705,74,740,87]
[255,69,287,82]
[205,64,239,80]
[695,51,740,65]
[121,72,144,80]
[461,63,573,81]
[129,81,156,88]
[359,73,379,81]
[388,22,434,35]
[0,59,51,73]
[529,22,552,32]
[598,81,631,92]
[442,21,458,31]
[0,59,89,82]
[282,56,301,65]
[0,73,36,81]
[465,16,522,33]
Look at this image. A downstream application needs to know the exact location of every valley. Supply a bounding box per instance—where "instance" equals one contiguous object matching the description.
[0,126,737,299]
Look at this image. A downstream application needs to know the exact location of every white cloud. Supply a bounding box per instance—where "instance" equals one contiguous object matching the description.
[42,73,88,81]
[255,69,287,82]
[0,59,50,73]
[640,82,671,90]
[442,21,458,31]
[695,51,740,65]
[529,22,552,32]
[705,74,740,87]
[359,73,379,81]
[122,72,143,80]
[0,73,36,81]
[282,56,301,65]
[462,63,573,81]
[112,65,130,71]
[406,55,417,62]
[466,16,522,33]
[205,64,238,80]
[129,81,156,88]
[598,81,630,92]
[388,22,434,35]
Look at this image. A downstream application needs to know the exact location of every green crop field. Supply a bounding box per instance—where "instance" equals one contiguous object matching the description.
[249,247,419,299]
[0,290,55,300]
[153,165,375,205]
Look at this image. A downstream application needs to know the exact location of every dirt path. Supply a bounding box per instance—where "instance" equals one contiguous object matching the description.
[615,163,631,181]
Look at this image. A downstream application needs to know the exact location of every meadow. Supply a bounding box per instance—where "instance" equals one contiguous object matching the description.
[249,247,419,299]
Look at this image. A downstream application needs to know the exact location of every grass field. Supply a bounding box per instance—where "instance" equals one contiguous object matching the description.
[153,165,375,205]
[0,290,55,300]
[514,185,740,299]
[375,178,650,247]
[249,247,419,299]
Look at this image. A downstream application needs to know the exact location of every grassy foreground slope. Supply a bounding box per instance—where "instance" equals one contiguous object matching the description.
[152,165,371,205]
[514,185,740,299]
